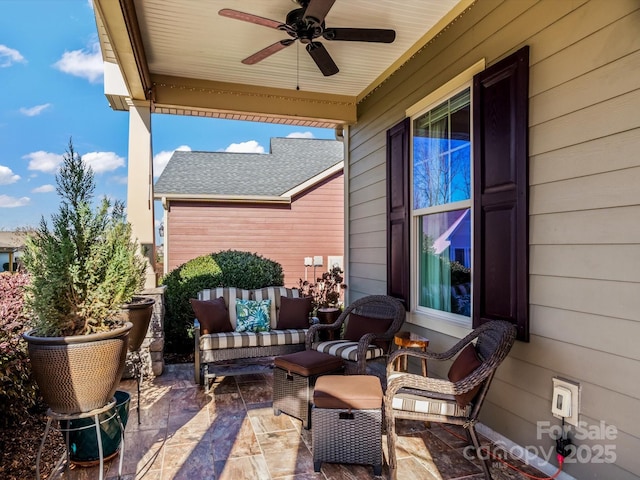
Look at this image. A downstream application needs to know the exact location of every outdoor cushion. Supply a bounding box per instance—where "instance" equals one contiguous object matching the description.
[199,331,259,350]
[190,297,232,334]
[235,299,271,332]
[448,344,482,407]
[343,312,393,350]
[199,287,252,328]
[388,372,471,416]
[274,349,343,376]
[312,340,385,362]
[276,296,312,329]
[257,329,308,347]
[313,375,382,410]
[252,286,299,328]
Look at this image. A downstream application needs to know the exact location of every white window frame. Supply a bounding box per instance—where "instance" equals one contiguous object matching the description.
[406,59,485,330]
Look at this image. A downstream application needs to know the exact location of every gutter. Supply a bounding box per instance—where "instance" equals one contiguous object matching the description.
[157,194,291,208]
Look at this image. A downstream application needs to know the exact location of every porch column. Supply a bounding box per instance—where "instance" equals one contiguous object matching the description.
[127,99,156,289]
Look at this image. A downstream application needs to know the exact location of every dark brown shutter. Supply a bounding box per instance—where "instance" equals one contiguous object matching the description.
[472,46,529,341]
[387,118,411,307]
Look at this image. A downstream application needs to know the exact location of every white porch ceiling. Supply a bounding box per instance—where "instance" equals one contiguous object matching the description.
[94,0,472,127]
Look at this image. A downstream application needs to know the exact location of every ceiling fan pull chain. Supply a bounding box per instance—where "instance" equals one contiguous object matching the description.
[296,42,300,91]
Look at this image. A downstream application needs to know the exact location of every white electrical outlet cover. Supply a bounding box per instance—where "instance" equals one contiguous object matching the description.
[552,386,571,417]
[552,377,580,426]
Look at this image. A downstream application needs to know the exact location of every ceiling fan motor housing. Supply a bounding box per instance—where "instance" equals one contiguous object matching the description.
[285,7,324,43]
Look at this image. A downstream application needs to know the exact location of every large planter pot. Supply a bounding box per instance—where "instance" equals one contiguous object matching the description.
[118,296,155,352]
[23,322,132,414]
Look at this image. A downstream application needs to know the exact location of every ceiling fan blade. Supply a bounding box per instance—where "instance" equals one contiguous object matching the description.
[306,42,339,76]
[242,40,294,65]
[303,0,336,23]
[219,8,283,30]
[323,28,396,43]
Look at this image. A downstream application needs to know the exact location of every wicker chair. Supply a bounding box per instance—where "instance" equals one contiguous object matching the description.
[305,295,406,381]
[385,320,517,480]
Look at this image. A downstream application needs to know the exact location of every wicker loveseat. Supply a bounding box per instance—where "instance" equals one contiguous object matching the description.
[194,286,311,387]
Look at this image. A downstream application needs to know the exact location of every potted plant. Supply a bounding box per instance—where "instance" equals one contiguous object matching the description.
[21,140,147,415]
[298,266,347,330]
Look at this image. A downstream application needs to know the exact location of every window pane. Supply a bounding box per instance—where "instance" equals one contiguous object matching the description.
[413,89,471,210]
[418,209,471,317]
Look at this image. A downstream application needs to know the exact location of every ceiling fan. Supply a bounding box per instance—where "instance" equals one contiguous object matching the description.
[219,0,396,77]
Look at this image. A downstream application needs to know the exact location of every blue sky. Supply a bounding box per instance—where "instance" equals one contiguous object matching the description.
[0,0,334,239]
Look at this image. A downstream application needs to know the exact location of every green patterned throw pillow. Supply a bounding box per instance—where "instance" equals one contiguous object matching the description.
[235,299,271,332]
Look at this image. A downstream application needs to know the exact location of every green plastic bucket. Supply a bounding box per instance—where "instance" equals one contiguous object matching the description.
[62,390,130,465]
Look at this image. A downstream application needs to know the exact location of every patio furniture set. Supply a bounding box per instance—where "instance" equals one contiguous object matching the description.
[193,289,517,479]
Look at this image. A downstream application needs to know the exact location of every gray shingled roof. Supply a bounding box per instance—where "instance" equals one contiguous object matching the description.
[0,231,28,252]
[154,137,343,197]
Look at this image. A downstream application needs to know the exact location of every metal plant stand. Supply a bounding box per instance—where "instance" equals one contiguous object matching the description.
[36,399,125,480]
[131,348,144,424]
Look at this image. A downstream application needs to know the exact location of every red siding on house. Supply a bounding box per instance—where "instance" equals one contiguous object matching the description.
[165,171,344,287]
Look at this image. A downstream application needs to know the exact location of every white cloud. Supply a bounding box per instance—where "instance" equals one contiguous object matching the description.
[83,151,125,174]
[24,149,124,175]
[153,145,191,178]
[0,45,25,67]
[32,184,55,193]
[286,131,315,139]
[20,103,51,117]
[0,165,20,185]
[0,195,30,208]
[24,151,63,174]
[224,140,265,153]
[54,42,103,83]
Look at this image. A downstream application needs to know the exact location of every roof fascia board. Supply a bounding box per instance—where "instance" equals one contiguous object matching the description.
[281,162,344,198]
[94,0,151,100]
[152,75,357,125]
[155,193,292,205]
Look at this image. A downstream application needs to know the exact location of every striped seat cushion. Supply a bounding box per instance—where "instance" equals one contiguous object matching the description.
[312,340,385,362]
[200,331,259,350]
[251,287,300,329]
[388,373,471,417]
[257,329,308,346]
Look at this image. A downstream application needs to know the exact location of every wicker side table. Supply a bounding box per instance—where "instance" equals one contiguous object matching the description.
[312,375,383,475]
[273,350,344,429]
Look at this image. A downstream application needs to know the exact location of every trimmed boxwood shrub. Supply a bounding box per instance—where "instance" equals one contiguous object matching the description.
[161,250,284,354]
[0,272,39,426]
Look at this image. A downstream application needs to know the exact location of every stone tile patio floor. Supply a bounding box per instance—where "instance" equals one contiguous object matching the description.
[48,363,550,480]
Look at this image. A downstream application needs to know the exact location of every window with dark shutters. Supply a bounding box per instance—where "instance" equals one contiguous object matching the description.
[386,46,529,341]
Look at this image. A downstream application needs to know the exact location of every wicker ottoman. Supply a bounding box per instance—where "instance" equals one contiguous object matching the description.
[312,375,383,475]
[273,350,344,429]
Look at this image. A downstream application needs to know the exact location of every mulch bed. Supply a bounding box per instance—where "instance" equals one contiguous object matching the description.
[1,352,193,478]
[0,411,65,480]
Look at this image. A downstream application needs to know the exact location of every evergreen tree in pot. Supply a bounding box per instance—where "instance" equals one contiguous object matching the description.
[21,140,147,414]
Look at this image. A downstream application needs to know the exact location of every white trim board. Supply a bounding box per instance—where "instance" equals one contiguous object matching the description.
[476,423,577,480]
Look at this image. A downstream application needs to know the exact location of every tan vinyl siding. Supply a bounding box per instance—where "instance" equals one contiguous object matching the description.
[349,0,640,478]
[166,172,343,287]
